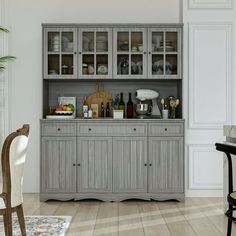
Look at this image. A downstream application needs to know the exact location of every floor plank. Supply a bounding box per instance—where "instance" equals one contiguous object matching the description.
[138,202,171,236]
[66,201,100,236]
[19,195,233,236]
[158,201,197,236]
[118,201,144,236]
[93,202,119,236]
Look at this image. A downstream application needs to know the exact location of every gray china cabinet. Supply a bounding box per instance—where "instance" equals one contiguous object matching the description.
[41,23,185,202]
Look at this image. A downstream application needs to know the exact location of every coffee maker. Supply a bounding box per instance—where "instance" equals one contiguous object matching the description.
[135,89,161,118]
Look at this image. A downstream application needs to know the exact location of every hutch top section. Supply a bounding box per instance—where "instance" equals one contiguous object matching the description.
[42,24,183,80]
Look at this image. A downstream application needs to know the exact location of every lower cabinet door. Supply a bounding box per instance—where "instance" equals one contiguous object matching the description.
[113,137,147,193]
[77,137,112,192]
[41,137,76,193]
[149,137,184,193]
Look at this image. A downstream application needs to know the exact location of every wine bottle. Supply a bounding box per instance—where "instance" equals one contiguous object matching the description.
[126,93,134,118]
[118,92,125,117]
[101,102,105,117]
[83,96,88,118]
[106,102,110,117]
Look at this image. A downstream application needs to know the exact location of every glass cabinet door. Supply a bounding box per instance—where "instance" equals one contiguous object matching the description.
[78,28,112,78]
[45,28,77,79]
[114,28,147,78]
[148,28,181,79]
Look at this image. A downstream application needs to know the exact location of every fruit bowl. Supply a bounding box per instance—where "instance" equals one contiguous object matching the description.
[55,110,73,115]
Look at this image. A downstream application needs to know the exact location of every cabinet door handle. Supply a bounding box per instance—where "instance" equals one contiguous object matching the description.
[77,164,81,166]
[73,164,76,166]
[149,52,151,55]
[143,51,147,55]
[144,163,147,166]
[79,52,82,55]
[149,164,152,166]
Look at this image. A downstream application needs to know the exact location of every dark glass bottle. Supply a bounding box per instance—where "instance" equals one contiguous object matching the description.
[126,93,134,118]
[101,102,105,117]
[118,92,125,117]
[120,58,129,75]
[106,102,110,117]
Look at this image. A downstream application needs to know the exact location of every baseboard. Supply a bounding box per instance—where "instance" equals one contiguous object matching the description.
[186,189,223,197]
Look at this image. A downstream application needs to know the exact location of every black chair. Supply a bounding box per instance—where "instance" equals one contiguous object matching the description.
[215,143,236,236]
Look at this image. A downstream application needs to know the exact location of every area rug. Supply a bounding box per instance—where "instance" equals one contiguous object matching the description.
[0,215,71,236]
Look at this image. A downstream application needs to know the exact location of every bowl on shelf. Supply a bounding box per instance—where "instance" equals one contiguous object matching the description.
[131,46,138,52]
[156,46,164,52]
[97,64,108,75]
[48,69,59,75]
[166,46,175,52]
[152,60,173,75]
[55,110,73,115]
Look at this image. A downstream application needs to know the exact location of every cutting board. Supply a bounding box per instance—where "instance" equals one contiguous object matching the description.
[86,84,112,117]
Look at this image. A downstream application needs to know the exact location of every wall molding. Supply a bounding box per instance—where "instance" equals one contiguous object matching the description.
[188,0,233,9]
[188,23,232,129]
[188,144,223,190]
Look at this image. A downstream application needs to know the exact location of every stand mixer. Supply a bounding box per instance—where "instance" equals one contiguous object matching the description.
[135,89,161,118]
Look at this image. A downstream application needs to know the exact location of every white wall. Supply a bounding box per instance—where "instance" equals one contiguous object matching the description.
[183,0,236,197]
[0,0,9,148]
[2,0,181,192]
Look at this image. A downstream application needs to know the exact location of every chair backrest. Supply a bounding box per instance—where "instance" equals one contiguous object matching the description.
[1,125,29,207]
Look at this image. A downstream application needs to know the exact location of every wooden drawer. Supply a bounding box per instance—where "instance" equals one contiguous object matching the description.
[78,124,108,136]
[149,123,184,136]
[78,123,147,136]
[41,123,76,136]
[108,124,147,136]
[126,124,147,136]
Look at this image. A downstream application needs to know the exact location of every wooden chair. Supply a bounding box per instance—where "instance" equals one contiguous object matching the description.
[215,142,236,236]
[0,124,30,236]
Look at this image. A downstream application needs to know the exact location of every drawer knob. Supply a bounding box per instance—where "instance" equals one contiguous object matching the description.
[164,128,167,131]
[57,128,61,131]
[133,128,137,131]
[149,164,152,167]
[77,164,81,166]
[73,164,76,166]
[144,163,147,166]
[88,128,92,131]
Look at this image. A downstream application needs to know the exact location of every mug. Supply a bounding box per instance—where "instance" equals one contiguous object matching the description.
[88,65,94,74]
[138,44,143,52]
[162,109,169,119]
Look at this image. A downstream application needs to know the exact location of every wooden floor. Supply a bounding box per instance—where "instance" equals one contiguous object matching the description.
[19,194,235,235]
